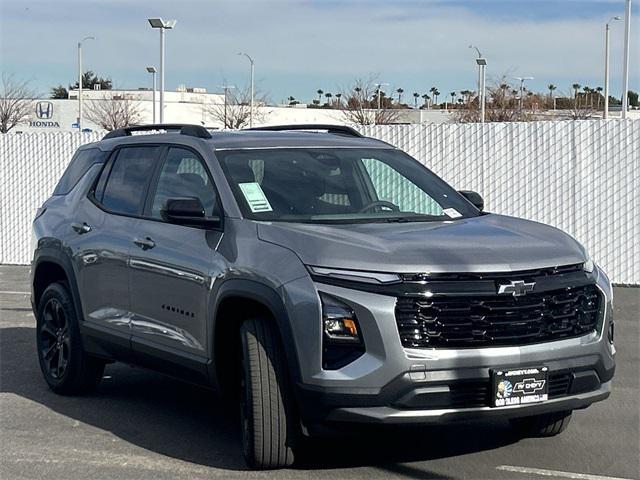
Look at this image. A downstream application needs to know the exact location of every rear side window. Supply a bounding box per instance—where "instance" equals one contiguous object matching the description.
[53,148,107,195]
[97,146,160,216]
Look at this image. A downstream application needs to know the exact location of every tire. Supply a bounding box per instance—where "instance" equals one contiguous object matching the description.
[510,410,573,437]
[239,318,296,469]
[36,282,105,395]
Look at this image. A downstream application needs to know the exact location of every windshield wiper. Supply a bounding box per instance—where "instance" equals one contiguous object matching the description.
[381,215,445,223]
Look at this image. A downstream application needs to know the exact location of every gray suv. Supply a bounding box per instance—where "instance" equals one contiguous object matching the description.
[31,124,615,469]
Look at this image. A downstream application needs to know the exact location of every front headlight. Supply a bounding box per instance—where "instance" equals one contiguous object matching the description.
[320,293,365,370]
[583,254,595,273]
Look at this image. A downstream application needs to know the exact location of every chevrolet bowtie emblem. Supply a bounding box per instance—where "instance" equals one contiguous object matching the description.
[497,280,535,296]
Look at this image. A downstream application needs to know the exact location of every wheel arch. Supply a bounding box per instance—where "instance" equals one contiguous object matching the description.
[32,249,83,323]
[211,279,302,395]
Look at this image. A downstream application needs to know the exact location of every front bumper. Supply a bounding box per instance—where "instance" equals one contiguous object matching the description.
[285,267,615,426]
[327,381,612,424]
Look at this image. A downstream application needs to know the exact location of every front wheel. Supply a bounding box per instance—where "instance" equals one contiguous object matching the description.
[239,318,296,469]
[510,410,573,437]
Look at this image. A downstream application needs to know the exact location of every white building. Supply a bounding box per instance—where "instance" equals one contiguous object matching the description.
[14,86,453,134]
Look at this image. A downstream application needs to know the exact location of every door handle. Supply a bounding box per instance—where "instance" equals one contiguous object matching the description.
[71,222,91,234]
[134,237,156,250]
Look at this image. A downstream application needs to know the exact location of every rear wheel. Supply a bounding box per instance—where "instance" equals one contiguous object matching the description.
[510,410,572,437]
[36,283,105,395]
[239,318,296,469]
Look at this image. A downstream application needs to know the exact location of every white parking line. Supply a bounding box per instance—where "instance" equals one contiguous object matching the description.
[496,466,634,480]
[0,291,30,295]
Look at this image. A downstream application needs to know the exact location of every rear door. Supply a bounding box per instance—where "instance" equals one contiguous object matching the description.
[128,146,224,379]
[75,145,161,352]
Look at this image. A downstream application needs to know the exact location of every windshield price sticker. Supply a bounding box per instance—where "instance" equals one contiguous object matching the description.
[239,182,273,213]
[443,208,462,218]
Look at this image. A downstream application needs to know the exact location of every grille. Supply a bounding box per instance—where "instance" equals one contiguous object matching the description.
[396,284,601,348]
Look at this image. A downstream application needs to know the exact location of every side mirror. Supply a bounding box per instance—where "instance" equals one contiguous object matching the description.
[458,190,484,212]
[160,197,221,228]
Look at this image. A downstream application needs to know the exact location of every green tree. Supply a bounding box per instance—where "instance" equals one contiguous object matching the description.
[72,71,112,91]
[628,90,639,107]
[50,85,69,99]
[316,89,323,103]
[396,87,404,104]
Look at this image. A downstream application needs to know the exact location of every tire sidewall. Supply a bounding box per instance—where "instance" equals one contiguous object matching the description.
[36,283,84,391]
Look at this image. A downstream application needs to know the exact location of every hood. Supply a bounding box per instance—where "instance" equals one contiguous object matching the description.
[257,214,587,273]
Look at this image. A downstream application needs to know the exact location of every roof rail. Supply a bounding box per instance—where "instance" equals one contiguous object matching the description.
[246,124,363,138]
[102,124,212,140]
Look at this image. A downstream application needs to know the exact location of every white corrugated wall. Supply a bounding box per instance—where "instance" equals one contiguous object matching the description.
[1,121,638,284]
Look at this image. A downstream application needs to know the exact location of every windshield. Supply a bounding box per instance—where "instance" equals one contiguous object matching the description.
[217,147,480,224]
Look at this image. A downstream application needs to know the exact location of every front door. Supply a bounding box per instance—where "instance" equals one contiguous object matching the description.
[128,146,224,377]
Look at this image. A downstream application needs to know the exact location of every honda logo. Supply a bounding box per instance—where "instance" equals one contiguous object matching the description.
[498,280,535,296]
[35,101,53,120]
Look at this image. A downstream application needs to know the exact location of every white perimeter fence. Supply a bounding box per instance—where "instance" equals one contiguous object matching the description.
[1,121,638,284]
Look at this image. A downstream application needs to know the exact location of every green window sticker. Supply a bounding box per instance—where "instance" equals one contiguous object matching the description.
[239,182,273,213]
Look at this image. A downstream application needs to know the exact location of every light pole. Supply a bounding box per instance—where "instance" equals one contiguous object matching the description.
[148,18,177,124]
[469,45,487,123]
[77,36,95,132]
[146,66,158,123]
[238,52,255,127]
[220,85,235,129]
[476,58,487,123]
[375,82,389,125]
[604,16,622,119]
[621,0,632,119]
[515,76,534,115]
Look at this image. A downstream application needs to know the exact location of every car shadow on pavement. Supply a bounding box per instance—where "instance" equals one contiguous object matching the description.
[1,326,521,472]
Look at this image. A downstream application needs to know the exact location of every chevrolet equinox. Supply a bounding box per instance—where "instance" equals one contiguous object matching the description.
[31,124,615,469]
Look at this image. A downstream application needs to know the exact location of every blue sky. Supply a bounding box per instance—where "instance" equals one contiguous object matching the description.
[1,0,637,103]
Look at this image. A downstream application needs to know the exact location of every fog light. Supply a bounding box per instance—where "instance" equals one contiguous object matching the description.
[321,293,362,344]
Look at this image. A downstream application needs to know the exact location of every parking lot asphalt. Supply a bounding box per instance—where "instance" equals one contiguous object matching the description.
[0,264,638,480]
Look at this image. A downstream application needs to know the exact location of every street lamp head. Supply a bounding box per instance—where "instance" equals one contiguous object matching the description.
[476,58,487,66]
[148,18,176,29]
[469,45,482,58]
[146,66,157,73]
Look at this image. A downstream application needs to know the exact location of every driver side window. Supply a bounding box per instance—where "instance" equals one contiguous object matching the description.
[361,158,443,215]
[151,147,217,219]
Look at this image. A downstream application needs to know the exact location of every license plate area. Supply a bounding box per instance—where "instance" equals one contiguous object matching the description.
[492,367,548,407]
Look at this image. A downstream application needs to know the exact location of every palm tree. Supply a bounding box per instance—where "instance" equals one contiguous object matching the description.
[595,86,603,109]
[421,93,430,108]
[324,92,332,105]
[316,89,324,103]
[572,83,581,108]
[434,90,440,106]
[396,88,404,104]
[335,92,342,106]
[450,91,456,105]
[413,92,420,108]
[583,85,591,108]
